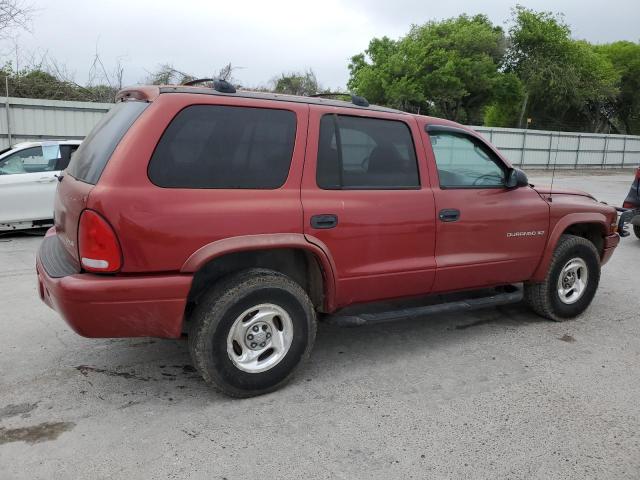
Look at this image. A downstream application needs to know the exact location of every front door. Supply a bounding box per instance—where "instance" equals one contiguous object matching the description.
[0,145,60,224]
[301,106,437,308]
[423,125,550,293]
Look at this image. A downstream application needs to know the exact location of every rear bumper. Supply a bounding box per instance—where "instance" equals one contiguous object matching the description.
[37,248,192,338]
[601,233,620,266]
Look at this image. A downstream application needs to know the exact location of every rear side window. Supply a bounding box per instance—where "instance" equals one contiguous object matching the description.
[67,101,149,184]
[316,114,419,189]
[148,105,297,189]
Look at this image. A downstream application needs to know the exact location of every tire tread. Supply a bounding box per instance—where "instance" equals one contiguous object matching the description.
[188,268,316,397]
[524,234,600,321]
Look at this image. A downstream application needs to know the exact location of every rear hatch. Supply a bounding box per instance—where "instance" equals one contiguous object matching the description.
[54,101,149,263]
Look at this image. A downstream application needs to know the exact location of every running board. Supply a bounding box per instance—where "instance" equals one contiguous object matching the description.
[328,288,523,327]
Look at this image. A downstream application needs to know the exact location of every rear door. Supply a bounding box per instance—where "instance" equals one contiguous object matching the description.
[301,106,436,307]
[0,146,58,223]
[422,124,549,292]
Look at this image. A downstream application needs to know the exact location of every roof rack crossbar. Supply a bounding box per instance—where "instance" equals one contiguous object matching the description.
[310,92,370,108]
[181,78,236,94]
[182,78,214,86]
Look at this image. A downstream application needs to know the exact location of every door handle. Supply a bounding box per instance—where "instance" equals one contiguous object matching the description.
[310,214,338,229]
[37,176,56,183]
[439,209,460,222]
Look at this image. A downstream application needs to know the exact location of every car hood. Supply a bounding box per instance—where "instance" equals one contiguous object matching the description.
[532,185,596,200]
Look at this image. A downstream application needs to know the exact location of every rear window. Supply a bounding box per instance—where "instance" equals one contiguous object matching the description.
[148,105,296,189]
[67,101,148,184]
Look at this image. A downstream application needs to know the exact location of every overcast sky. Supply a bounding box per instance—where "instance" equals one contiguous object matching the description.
[4,0,639,90]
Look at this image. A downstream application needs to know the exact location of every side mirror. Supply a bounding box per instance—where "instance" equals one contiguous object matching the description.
[506,168,529,188]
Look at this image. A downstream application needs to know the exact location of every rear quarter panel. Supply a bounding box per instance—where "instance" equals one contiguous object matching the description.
[90,94,309,273]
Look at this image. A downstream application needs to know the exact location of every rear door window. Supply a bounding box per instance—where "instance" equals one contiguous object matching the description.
[67,101,148,184]
[316,114,420,189]
[148,105,297,189]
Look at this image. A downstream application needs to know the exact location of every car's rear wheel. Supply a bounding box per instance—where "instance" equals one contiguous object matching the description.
[188,268,316,397]
[634,224,640,240]
[524,234,600,321]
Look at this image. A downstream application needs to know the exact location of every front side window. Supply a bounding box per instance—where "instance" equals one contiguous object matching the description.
[0,146,53,175]
[316,114,420,189]
[148,105,297,189]
[429,131,505,188]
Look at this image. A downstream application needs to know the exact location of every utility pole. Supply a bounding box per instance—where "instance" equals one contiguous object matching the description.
[5,76,12,147]
[518,92,529,129]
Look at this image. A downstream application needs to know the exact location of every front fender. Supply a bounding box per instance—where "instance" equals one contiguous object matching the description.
[530,212,609,282]
[180,233,338,311]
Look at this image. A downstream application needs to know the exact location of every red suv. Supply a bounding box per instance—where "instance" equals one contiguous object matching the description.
[37,83,622,396]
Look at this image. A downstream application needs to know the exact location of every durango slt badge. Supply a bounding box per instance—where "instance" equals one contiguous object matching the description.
[507,231,545,237]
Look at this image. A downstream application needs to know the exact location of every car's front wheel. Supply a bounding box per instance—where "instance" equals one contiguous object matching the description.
[634,224,640,240]
[188,268,317,397]
[524,234,601,321]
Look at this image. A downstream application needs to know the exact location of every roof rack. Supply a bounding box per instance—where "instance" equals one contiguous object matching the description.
[310,92,369,108]
[182,78,236,94]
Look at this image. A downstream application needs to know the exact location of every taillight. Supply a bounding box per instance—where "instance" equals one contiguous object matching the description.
[635,167,640,180]
[78,209,122,272]
[623,201,634,209]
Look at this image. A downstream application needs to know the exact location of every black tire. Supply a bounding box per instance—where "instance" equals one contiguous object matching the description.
[188,268,317,397]
[634,224,640,240]
[524,234,600,321]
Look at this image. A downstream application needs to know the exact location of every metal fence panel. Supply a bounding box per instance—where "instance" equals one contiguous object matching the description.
[0,97,112,148]
[0,97,638,169]
[474,126,640,169]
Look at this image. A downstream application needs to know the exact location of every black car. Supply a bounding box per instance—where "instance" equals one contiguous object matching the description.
[623,167,640,239]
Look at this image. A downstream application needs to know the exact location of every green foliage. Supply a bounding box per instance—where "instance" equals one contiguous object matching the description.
[0,63,116,102]
[348,15,505,123]
[272,69,320,96]
[595,41,640,134]
[349,7,639,133]
[484,73,525,127]
[505,6,619,131]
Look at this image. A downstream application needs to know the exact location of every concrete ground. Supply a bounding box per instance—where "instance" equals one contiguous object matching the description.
[0,171,638,479]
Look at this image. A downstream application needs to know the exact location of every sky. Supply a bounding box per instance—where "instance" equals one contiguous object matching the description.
[3,0,639,90]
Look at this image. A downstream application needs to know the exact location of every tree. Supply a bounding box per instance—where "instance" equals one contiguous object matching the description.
[0,47,125,103]
[484,72,525,127]
[147,64,194,85]
[504,6,618,131]
[348,15,506,124]
[272,69,320,96]
[0,0,31,37]
[145,62,240,87]
[595,41,640,134]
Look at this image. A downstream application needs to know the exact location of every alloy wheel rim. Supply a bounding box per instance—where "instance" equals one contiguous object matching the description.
[557,257,588,305]
[226,303,293,373]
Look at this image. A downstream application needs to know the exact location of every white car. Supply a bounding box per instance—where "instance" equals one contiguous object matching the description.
[0,140,81,231]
